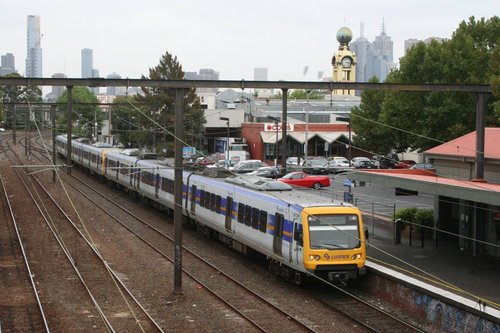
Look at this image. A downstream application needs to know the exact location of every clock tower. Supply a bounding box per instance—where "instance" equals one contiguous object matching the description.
[332,27,357,95]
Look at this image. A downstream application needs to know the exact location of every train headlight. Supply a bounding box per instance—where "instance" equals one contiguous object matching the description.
[351,253,362,260]
[309,255,321,261]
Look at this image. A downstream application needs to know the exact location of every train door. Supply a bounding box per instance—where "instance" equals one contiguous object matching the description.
[292,218,304,266]
[225,196,233,233]
[134,161,140,190]
[190,185,197,215]
[116,161,120,181]
[273,213,284,257]
[129,164,133,187]
[155,173,160,199]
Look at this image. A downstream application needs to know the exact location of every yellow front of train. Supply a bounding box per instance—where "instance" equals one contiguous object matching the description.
[301,206,367,281]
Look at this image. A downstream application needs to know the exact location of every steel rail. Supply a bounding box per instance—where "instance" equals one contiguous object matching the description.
[0,172,51,333]
[4,148,117,333]
[62,173,319,333]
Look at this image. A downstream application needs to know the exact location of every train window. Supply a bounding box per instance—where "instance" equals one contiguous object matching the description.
[259,211,268,233]
[200,190,205,207]
[204,191,211,209]
[142,171,155,186]
[215,195,221,214]
[237,203,244,223]
[244,205,252,226]
[251,207,259,229]
[210,193,216,211]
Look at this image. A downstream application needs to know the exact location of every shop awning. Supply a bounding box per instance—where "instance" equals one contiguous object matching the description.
[260,131,283,143]
[261,131,351,144]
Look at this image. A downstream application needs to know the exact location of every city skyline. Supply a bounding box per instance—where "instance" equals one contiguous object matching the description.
[0,0,498,82]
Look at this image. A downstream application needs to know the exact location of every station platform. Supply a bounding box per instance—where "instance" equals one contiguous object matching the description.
[365,232,500,320]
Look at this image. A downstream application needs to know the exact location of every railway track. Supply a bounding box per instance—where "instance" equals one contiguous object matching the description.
[0,137,49,332]
[1,135,164,332]
[58,153,426,332]
[19,131,428,332]
[59,167,320,332]
[310,284,426,332]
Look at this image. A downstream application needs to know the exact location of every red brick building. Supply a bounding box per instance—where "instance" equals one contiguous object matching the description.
[241,121,352,162]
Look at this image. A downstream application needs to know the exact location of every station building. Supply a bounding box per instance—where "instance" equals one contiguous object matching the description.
[352,128,500,258]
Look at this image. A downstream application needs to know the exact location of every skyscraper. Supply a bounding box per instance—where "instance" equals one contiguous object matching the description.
[351,20,395,83]
[25,15,42,77]
[106,72,123,95]
[0,53,16,76]
[372,20,394,82]
[350,22,373,82]
[81,48,93,78]
[50,73,67,100]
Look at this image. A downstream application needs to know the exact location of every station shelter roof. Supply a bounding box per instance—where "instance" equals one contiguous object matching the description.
[351,168,500,207]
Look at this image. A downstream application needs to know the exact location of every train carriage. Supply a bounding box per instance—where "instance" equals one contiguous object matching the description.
[56,135,367,283]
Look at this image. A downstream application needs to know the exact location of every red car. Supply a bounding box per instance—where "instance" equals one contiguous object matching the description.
[278,172,330,190]
[393,159,416,169]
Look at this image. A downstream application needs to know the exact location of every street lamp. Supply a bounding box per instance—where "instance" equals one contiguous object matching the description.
[304,90,312,162]
[337,116,352,166]
[267,116,280,167]
[219,117,230,165]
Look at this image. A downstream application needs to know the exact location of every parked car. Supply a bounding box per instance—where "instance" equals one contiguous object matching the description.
[328,156,355,174]
[301,157,329,175]
[410,163,435,172]
[278,171,330,190]
[351,157,372,168]
[195,156,217,166]
[286,156,300,166]
[354,160,377,169]
[246,166,282,179]
[232,160,269,174]
[206,159,238,169]
[371,155,397,169]
[394,159,416,169]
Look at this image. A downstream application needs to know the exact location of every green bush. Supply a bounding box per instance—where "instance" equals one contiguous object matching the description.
[395,207,434,231]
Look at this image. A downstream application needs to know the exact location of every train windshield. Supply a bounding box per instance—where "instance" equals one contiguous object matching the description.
[308,214,360,249]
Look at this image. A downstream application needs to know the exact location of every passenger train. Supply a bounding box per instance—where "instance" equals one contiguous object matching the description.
[56,135,367,283]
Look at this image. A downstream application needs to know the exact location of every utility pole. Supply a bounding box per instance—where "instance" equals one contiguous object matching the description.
[219,117,230,165]
[66,86,73,175]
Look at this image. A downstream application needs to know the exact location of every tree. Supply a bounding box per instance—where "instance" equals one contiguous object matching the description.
[351,76,393,155]
[56,87,103,139]
[0,72,42,127]
[110,95,146,147]
[375,16,499,152]
[135,51,205,154]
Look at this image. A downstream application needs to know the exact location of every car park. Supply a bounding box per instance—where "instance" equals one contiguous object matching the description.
[277,171,330,190]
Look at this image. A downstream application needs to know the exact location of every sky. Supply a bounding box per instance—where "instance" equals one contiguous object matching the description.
[1,0,499,83]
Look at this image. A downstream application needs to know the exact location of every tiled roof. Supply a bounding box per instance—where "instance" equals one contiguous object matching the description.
[425,127,500,160]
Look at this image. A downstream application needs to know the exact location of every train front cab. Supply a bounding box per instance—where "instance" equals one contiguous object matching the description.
[301,206,367,282]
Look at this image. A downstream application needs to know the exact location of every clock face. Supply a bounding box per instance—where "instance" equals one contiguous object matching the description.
[341,57,352,68]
